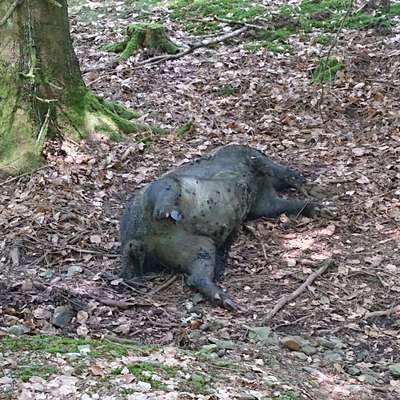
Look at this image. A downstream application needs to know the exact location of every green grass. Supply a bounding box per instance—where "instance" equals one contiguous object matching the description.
[312,57,345,83]
[16,362,59,382]
[313,34,334,45]
[0,335,153,359]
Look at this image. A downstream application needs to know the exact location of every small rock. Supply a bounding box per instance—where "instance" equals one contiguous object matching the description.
[302,345,318,356]
[77,324,89,337]
[0,376,13,385]
[66,265,83,278]
[281,336,306,351]
[135,381,152,392]
[21,279,33,292]
[33,307,52,320]
[200,344,218,354]
[264,375,280,388]
[347,366,361,376]
[215,340,235,350]
[357,374,379,385]
[293,352,309,361]
[322,351,343,364]
[192,293,205,305]
[7,324,30,336]
[248,326,271,342]
[287,259,297,267]
[389,363,400,378]
[317,337,338,350]
[52,306,74,328]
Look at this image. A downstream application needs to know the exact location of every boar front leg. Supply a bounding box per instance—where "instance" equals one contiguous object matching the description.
[184,236,241,312]
[249,190,315,220]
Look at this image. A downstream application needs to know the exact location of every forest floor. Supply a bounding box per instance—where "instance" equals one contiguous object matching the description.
[1,0,400,399]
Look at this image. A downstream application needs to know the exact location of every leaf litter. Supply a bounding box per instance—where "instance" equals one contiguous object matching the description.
[1,0,400,399]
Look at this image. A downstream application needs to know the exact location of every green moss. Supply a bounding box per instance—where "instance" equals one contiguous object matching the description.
[170,0,267,32]
[103,99,141,120]
[0,63,43,175]
[105,23,179,60]
[102,42,126,53]
[61,85,149,139]
[312,57,344,83]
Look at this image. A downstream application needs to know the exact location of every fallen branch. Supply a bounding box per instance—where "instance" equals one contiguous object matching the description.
[263,259,335,322]
[95,297,152,309]
[0,0,23,27]
[150,274,178,295]
[0,165,50,187]
[135,26,249,67]
[365,305,400,319]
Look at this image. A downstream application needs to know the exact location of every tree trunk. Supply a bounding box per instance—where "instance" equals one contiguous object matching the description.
[0,0,141,175]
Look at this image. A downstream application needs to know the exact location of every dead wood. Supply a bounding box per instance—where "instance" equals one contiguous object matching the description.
[263,259,335,322]
[150,274,178,295]
[365,305,400,319]
[135,26,249,67]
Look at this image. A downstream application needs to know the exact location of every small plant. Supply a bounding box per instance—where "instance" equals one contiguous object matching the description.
[279,391,300,400]
[221,84,237,97]
[177,121,195,136]
[312,57,344,83]
[313,34,334,45]
[190,372,211,393]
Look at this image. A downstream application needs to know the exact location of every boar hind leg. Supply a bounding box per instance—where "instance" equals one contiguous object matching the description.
[146,177,183,221]
[184,237,241,311]
[249,191,314,220]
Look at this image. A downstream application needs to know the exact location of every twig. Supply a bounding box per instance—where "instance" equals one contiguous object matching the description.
[0,165,50,187]
[0,0,23,27]
[119,280,146,295]
[64,245,119,257]
[94,297,152,309]
[263,259,335,321]
[365,305,400,319]
[135,26,249,67]
[150,275,178,295]
[214,16,264,29]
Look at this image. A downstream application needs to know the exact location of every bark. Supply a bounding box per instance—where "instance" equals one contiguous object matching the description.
[0,0,141,175]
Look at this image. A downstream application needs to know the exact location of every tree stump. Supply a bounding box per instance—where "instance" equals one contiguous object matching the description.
[105,23,179,60]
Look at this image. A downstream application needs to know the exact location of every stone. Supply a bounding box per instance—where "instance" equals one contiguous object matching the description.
[52,306,74,328]
[389,363,400,378]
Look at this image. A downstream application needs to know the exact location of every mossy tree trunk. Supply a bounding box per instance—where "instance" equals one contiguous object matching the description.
[0,0,141,175]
